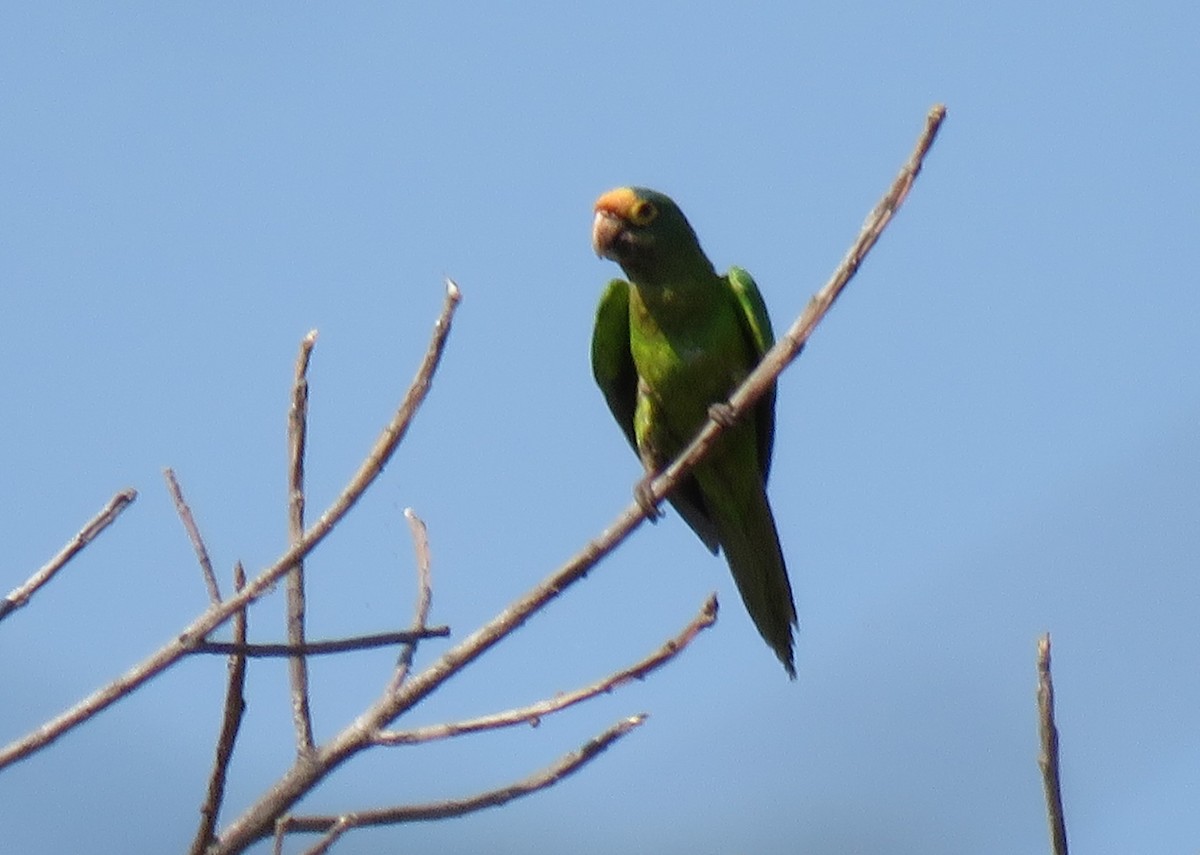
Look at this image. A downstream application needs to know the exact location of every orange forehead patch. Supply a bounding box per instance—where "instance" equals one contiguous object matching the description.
[593,187,640,216]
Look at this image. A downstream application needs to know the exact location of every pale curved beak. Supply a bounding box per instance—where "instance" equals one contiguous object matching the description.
[591,209,623,259]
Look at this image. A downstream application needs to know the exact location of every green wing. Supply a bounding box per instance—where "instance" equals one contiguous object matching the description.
[591,279,639,452]
[726,266,779,483]
[591,278,720,554]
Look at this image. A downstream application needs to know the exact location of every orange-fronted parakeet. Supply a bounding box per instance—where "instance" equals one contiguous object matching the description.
[590,186,798,677]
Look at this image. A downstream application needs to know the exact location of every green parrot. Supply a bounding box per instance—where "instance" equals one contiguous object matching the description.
[590,186,798,677]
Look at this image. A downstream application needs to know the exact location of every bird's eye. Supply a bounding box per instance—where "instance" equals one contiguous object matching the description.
[629,200,658,226]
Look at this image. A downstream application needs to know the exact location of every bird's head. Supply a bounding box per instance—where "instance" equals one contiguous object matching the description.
[591,186,712,284]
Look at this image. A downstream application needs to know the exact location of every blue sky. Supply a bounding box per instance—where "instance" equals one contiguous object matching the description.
[2,3,1198,853]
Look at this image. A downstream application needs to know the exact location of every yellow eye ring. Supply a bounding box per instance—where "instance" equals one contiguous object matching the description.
[628,199,658,226]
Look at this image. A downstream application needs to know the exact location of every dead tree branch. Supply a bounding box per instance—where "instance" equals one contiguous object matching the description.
[210,105,947,853]
[278,714,647,840]
[388,508,435,693]
[1037,633,1069,855]
[287,329,319,752]
[1,489,137,623]
[188,563,250,855]
[0,280,461,771]
[647,103,946,516]
[4,104,945,855]
[164,468,221,604]
[375,595,717,746]
[190,628,450,657]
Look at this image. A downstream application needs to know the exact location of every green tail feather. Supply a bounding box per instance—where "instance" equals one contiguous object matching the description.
[706,475,797,677]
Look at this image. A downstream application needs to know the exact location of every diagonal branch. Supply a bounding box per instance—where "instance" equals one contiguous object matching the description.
[287,330,319,753]
[164,468,222,604]
[188,562,250,855]
[1,488,138,623]
[375,594,717,746]
[211,105,947,853]
[0,279,461,771]
[648,103,947,516]
[1037,633,1069,855]
[279,714,647,840]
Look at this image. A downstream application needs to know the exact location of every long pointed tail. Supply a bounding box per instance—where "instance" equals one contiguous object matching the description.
[710,479,798,677]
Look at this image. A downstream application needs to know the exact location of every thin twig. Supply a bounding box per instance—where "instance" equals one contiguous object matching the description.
[190,628,450,657]
[280,715,647,838]
[210,107,947,853]
[0,489,137,623]
[164,468,222,604]
[287,330,319,753]
[387,508,435,693]
[0,280,461,771]
[189,563,250,855]
[1037,633,1069,855]
[296,816,354,855]
[376,595,717,746]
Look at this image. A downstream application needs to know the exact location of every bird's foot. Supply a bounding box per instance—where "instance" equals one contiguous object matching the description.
[633,475,663,522]
[707,401,738,428]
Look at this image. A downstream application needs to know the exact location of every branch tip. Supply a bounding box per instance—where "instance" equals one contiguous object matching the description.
[273,713,648,840]
[1036,632,1068,855]
[644,103,947,553]
[375,596,712,748]
[1,488,140,623]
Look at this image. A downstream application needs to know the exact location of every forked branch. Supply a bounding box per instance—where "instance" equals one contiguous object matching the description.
[5,105,946,855]
[374,595,717,746]
[276,714,647,845]
[0,280,461,771]
[212,104,947,853]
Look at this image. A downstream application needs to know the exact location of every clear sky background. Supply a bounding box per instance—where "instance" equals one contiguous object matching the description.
[2,4,1197,854]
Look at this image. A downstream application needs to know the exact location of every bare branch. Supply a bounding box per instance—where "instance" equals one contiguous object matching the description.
[210,109,945,852]
[1037,633,1069,855]
[376,595,717,746]
[387,507,435,693]
[190,628,450,657]
[189,563,250,855]
[280,714,647,838]
[164,468,222,604]
[296,816,354,855]
[0,280,461,770]
[287,330,319,753]
[1,488,137,623]
[646,103,948,517]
